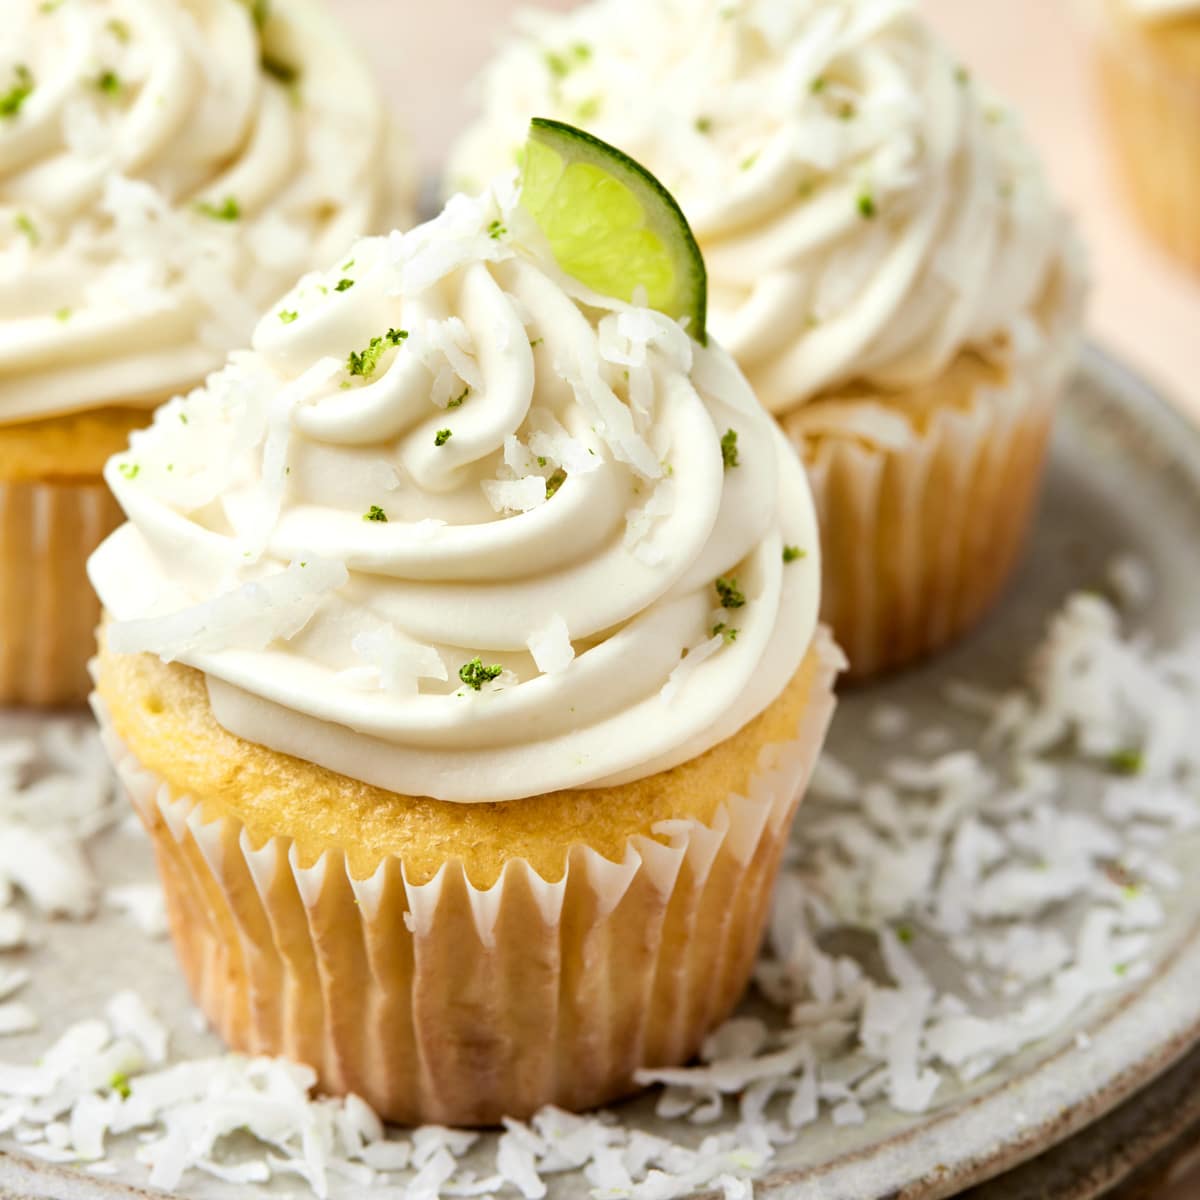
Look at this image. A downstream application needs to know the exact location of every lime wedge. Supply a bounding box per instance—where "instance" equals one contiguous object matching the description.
[520,118,708,344]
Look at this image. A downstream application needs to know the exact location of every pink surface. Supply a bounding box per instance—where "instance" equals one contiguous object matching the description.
[342,0,1200,417]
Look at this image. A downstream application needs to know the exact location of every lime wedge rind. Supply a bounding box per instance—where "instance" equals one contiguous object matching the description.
[521,118,708,345]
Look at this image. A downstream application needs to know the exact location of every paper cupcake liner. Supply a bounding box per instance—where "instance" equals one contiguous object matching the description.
[0,477,122,706]
[91,629,842,1127]
[787,354,1067,680]
[1094,9,1200,273]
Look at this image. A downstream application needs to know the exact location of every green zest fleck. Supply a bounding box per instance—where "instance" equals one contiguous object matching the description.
[14,213,38,245]
[96,70,121,96]
[955,64,970,85]
[720,428,739,470]
[711,623,738,644]
[262,54,298,84]
[536,456,548,468]
[1109,748,1144,776]
[576,97,601,121]
[488,219,507,240]
[459,657,503,691]
[118,462,139,480]
[346,327,408,378]
[545,50,570,79]
[715,576,745,610]
[448,386,469,409]
[529,337,544,348]
[695,116,713,134]
[573,42,592,62]
[363,505,388,523]
[839,100,857,120]
[109,1072,132,1100]
[434,428,453,447]
[195,195,240,221]
[897,924,915,944]
[858,190,878,219]
[740,152,759,172]
[106,17,132,42]
[0,65,35,120]
[334,278,355,292]
[783,545,806,564]
[241,0,270,28]
[54,307,71,321]
[179,412,188,425]
[810,76,827,94]
[546,468,567,498]
[278,309,298,324]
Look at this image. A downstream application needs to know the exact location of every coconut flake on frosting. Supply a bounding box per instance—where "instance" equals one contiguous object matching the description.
[0,0,411,425]
[90,182,822,802]
[448,0,1084,412]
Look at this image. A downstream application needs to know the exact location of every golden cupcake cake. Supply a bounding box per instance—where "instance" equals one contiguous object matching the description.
[87,151,842,1123]
[449,0,1087,678]
[1093,0,1200,270]
[0,0,412,704]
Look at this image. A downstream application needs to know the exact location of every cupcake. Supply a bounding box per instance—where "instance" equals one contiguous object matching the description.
[87,174,841,1123]
[1092,0,1200,270]
[0,0,412,705]
[449,0,1086,678]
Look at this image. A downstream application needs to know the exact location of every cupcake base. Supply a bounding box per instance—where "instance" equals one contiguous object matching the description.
[92,630,843,1126]
[0,408,145,706]
[784,346,1067,680]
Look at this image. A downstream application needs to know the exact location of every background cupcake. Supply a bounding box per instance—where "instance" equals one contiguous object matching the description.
[449,0,1087,678]
[88,174,840,1124]
[1092,0,1200,272]
[0,0,413,704]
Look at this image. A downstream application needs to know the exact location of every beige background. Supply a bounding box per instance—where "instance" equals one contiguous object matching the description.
[343,0,1200,418]
[340,3,1200,1193]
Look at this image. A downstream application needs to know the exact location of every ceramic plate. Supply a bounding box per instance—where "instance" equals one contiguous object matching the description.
[2,346,1200,1200]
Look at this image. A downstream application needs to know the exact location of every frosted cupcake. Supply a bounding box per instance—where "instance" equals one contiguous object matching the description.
[449,0,1086,678]
[88,157,841,1123]
[1092,0,1200,271]
[0,0,412,704]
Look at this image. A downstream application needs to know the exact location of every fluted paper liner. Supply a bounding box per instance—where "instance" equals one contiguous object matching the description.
[785,345,1070,680]
[92,629,841,1126]
[0,478,122,706]
[1094,8,1200,273]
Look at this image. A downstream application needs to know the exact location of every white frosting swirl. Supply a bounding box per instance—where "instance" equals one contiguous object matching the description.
[448,0,1080,413]
[0,0,412,425]
[88,186,822,803]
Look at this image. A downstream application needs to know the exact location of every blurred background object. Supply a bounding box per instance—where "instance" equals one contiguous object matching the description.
[340,0,1200,416]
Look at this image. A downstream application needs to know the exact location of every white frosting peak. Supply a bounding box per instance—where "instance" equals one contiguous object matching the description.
[89,187,822,803]
[0,0,412,425]
[448,0,1080,412]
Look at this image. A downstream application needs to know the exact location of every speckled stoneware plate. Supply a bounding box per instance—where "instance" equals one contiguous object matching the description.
[3,345,1200,1200]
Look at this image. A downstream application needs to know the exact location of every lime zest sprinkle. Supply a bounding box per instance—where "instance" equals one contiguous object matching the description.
[1109,748,1144,776]
[448,386,469,409]
[346,327,408,378]
[363,505,388,523]
[459,658,503,691]
[0,65,35,120]
[715,576,745,609]
[106,17,132,42]
[811,76,827,94]
[118,462,139,480]
[695,116,713,134]
[546,468,567,498]
[858,190,878,219]
[783,545,806,563]
[720,429,739,470]
[14,213,38,245]
[334,278,355,292]
[711,623,738,644]
[278,309,298,324]
[54,307,71,322]
[194,195,240,221]
[109,1072,132,1100]
[487,219,507,240]
[434,428,453,447]
[96,70,122,96]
